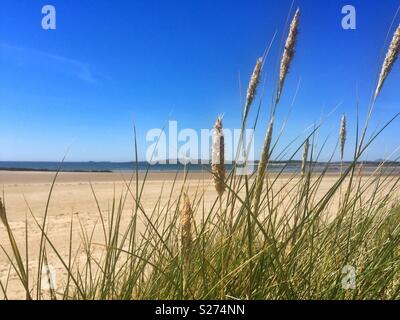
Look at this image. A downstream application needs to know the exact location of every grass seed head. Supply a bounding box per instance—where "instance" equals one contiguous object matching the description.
[181,193,193,257]
[212,116,226,197]
[253,118,274,211]
[244,57,263,120]
[340,113,347,161]
[375,25,400,99]
[277,8,300,103]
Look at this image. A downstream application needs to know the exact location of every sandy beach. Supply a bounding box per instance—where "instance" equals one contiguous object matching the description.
[0,170,221,298]
[2,0,399,303]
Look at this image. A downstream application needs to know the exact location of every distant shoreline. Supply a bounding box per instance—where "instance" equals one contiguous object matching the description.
[0,167,113,173]
[1,160,400,174]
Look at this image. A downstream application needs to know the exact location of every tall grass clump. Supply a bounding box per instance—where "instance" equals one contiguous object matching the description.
[1,8,400,300]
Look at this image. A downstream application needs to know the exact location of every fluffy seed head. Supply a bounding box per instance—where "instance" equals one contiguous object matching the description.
[244,57,263,120]
[211,116,226,197]
[180,193,193,296]
[277,8,300,103]
[375,25,400,99]
[253,118,274,211]
[301,138,309,176]
[340,113,347,161]
[0,198,7,226]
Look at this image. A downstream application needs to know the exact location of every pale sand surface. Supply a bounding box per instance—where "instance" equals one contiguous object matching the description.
[0,171,215,298]
[0,171,397,298]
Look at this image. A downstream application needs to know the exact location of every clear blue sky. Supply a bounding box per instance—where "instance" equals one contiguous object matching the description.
[0,0,399,162]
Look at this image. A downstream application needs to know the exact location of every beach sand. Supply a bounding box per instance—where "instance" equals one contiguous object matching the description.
[0,170,396,298]
[0,170,218,298]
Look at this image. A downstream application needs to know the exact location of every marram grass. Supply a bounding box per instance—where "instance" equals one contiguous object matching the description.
[1,8,400,300]
[211,116,226,198]
[277,8,300,104]
[244,57,263,122]
[340,113,346,161]
[375,24,400,99]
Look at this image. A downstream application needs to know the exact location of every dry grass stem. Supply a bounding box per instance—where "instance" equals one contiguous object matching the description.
[253,118,274,212]
[301,138,309,176]
[0,198,7,226]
